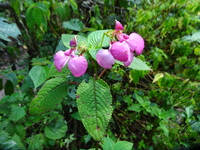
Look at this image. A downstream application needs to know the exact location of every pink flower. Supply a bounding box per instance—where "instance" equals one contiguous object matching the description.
[109,41,130,62]
[123,50,134,67]
[68,55,88,77]
[54,50,71,72]
[115,20,124,31]
[96,49,115,69]
[126,33,144,55]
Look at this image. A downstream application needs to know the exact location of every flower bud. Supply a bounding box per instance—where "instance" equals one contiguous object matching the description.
[115,20,124,31]
[68,55,88,77]
[70,35,78,47]
[96,49,115,69]
[109,41,129,62]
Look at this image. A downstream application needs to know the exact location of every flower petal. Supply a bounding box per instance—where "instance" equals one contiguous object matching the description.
[115,20,124,31]
[96,49,115,69]
[68,55,88,77]
[126,33,144,55]
[124,50,134,67]
[109,41,129,62]
[116,33,129,42]
[54,50,70,72]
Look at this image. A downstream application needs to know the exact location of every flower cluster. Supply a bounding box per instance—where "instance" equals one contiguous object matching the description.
[54,36,88,77]
[96,20,145,69]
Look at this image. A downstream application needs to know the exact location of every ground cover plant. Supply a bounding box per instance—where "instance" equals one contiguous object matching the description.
[0,0,200,150]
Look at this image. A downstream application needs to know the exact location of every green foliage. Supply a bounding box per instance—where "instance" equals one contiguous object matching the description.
[29,65,47,88]
[76,78,113,141]
[29,76,68,115]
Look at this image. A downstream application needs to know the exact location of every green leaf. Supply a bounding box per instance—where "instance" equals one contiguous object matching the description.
[12,134,26,150]
[117,57,151,70]
[4,80,14,95]
[26,133,45,150]
[47,63,70,79]
[87,30,111,49]
[29,77,68,115]
[101,137,115,150]
[113,141,133,150]
[9,106,26,121]
[44,117,68,139]
[32,8,43,27]
[0,17,21,41]
[0,130,21,150]
[152,73,164,83]
[63,19,84,31]
[61,34,87,48]
[29,65,47,88]
[76,78,113,141]
[128,104,143,112]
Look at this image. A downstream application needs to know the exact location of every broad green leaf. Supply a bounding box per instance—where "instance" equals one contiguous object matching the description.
[0,131,20,150]
[47,63,70,79]
[117,57,151,70]
[55,40,68,52]
[0,17,21,41]
[128,104,143,112]
[29,65,47,88]
[76,78,113,141]
[89,49,100,59]
[63,19,84,31]
[152,73,164,83]
[87,30,111,49]
[29,77,68,115]
[12,134,25,150]
[101,137,115,150]
[9,106,26,121]
[26,133,45,150]
[32,8,43,27]
[113,141,133,150]
[61,34,87,48]
[44,117,68,139]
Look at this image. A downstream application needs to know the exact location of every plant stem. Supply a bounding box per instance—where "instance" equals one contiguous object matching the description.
[98,68,107,78]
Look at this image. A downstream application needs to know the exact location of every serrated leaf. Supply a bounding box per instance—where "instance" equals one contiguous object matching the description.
[9,106,26,121]
[47,63,70,79]
[76,78,113,141]
[4,80,14,95]
[87,30,111,49]
[0,131,20,150]
[12,134,25,150]
[117,57,151,70]
[61,34,87,48]
[44,117,68,139]
[26,133,45,150]
[63,19,84,31]
[29,77,68,115]
[29,65,47,88]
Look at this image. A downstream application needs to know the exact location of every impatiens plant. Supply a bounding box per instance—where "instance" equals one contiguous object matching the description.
[29,20,150,142]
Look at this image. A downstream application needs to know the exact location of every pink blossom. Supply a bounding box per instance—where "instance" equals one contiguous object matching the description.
[54,50,70,72]
[125,33,145,55]
[109,41,130,62]
[96,49,115,69]
[123,50,134,67]
[68,55,88,77]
